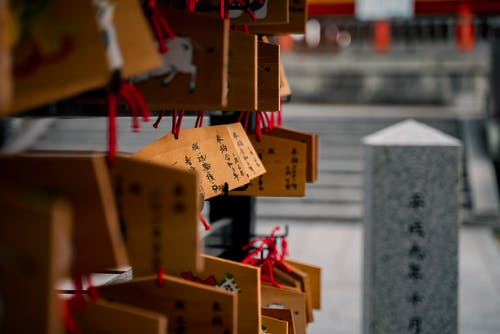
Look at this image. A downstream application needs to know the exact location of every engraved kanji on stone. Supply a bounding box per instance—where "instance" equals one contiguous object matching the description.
[408,193,425,209]
[407,263,423,280]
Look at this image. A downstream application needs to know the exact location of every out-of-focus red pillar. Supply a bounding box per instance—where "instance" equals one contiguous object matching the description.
[278,34,295,53]
[374,20,391,53]
[456,4,475,52]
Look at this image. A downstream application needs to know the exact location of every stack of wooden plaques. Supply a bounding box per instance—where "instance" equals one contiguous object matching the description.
[0,1,324,333]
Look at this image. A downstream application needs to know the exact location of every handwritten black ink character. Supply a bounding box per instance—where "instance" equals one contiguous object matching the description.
[192,142,200,151]
[216,135,223,144]
[212,302,221,311]
[408,193,425,209]
[197,153,207,163]
[206,173,216,183]
[219,144,228,153]
[173,201,186,213]
[407,292,423,306]
[292,148,297,154]
[152,226,161,237]
[130,183,142,195]
[189,166,196,173]
[408,263,423,280]
[212,184,220,192]
[212,316,223,327]
[409,243,426,260]
[268,148,275,154]
[258,152,263,159]
[184,156,192,166]
[292,157,299,164]
[224,153,231,161]
[233,172,240,181]
[408,316,422,334]
[232,132,239,139]
[174,300,185,309]
[409,221,425,237]
[174,184,184,196]
[202,162,211,171]
[237,140,244,147]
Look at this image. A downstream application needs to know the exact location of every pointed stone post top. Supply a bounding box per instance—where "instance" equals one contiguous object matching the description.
[363,119,461,147]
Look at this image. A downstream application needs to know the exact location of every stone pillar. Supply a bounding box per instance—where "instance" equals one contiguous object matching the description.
[362,119,461,334]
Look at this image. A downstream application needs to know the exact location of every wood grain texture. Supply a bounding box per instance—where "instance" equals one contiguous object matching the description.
[0,188,72,334]
[250,0,308,34]
[99,275,237,334]
[262,308,296,334]
[258,42,280,111]
[0,153,128,274]
[110,155,202,276]
[137,7,229,110]
[261,284,307,334]
[75,299,167,334]
[231,133,307,196]
[222,31,258,111]
[262,315,289,334]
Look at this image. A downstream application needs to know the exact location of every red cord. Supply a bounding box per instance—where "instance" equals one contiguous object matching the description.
[244,111,251,131]
[255,112,263,141]
[278,96,283,126]
[153,110,166,129]
[220,0,225,19]
[157,267,166,287]
[107,90,118,166]
[86,275,100,302]
[145,0,175,54]
[195,110,205,127]
[199,212,211,231]
[62,299,80,334]
[171,109,185,139]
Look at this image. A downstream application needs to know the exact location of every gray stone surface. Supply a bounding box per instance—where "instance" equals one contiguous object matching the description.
[362,120,462,334]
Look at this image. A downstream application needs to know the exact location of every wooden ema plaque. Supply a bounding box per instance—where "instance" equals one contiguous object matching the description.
[0,188,72,334]
[0,154,128,274]
[221,31,258,111]
[191,0,289,25]
[135,6,229,110]
[286,259,322,310]
[134,123,265,199]
[261,284,306,334]
[268,127,318,183]
[114,0,163,79]
[231,133,307,196]
[99,275,237,334]
[7,0,161,115]
[110,155,202,276]
[275,265,314,323]
[262,315,288,334]
[172,254,261,334]
[258,41,280,111]
[262,308,296,334]
[74,299,167,334]
[230,0,289,25]
[250,0,308,34]
[0,0,11,113]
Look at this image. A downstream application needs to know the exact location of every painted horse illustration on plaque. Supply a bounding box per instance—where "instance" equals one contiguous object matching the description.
[135,36,197,93]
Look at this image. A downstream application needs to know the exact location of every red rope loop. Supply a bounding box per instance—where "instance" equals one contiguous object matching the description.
[278,96,283,126]
[144,0,175,54]
[171,109,185,139]
[107,80,150,166]
[157,267,166,288]
[153,110,166,129]
[241,226,291,287]
[194,110,205,128]
[199,212,211,231]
